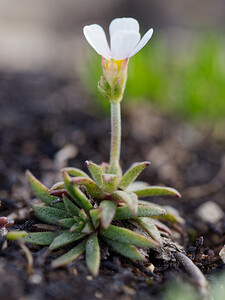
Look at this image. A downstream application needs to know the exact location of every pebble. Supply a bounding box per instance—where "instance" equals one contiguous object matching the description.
[196,201,224,224]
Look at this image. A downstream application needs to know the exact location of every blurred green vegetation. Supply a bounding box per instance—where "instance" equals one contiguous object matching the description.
[83,32,225,129]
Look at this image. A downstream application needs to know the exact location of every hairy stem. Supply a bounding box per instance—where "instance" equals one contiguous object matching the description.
[109,102,121,176]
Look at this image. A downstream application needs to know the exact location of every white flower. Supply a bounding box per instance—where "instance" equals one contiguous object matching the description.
[83,17,153,61]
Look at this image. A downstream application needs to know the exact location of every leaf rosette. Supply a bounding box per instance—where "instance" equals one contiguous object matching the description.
[25,160,181,276]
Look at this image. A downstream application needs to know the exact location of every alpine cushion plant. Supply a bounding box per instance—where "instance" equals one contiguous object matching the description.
[25,17,181,277]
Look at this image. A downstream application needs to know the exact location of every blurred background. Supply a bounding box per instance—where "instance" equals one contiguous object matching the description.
[0,0,225,138]
[0,2,225,298]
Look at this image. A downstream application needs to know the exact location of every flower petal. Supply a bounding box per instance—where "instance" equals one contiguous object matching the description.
[83,24,111,59]
[109,17,140,39]
[111,30,140,60]
[129,28,153,58]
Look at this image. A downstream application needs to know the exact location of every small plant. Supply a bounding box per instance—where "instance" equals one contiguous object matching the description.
[25,18,181,276]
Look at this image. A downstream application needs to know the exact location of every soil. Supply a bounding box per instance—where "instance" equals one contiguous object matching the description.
[0,72,224,300]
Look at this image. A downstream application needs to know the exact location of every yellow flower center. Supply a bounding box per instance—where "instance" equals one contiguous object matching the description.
[106,59,123,70]
[114,60,123,69]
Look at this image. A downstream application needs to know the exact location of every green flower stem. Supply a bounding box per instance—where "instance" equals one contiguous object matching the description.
[109,102,121,176]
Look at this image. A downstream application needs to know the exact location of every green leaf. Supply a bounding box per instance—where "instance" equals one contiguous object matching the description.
[81,221,94,234]
[108,160,122,179]
[49,230,85,250]
[79,209,88,220]
[50,181,65,191]
[63,195,80,217]
[85,160,103,187]
[114,204,166,220]
[7,231,28,240]
[51,240,86,268]
[101,174,118,193]
[99,200,117,229]
[119,161,150,190]
[126,181,149,192]
[27,170,59,206]
[70,219,85,232]
[100,224,158,248]
[63,171,92,213]
[71,176,105,199]
[136,217,162,244]
[161,206,185,224]
[133,186,181,198]
[89,208,101,228]
[104,238,145,261]
[57,218,75,228]
[24,231,63,245]
[110,191,138,216]
[99,162,109,173]
[150,219,171,235]
[34,206,71,225]
[62,167,91,179]
[86,233,100,276]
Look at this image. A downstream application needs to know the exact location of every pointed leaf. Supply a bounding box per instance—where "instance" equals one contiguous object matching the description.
[150,219,172,235]
[71,176,105,199]
[133,186,181,198]
[119,161,150,190]
[24,231,63,245]
[100,224,158,248]
[101,174,118,193]
[104,238,145,261]
[79,209,88,220]
[85,160,103,187]
[49,230,85,250]
[27,171,64,209]
[70,220,85,232]
[86,233,100,276]
[50,181,65,191]
[57,218,75,228]
[161,206,185,224]
[63,195,80,217]
[136,217,162,244]
[89,208,101,228]
[114,204,166,220]
[52,240,86,268]
[110,191,138,216]
[81,221,94,234]
[62,167,91,179]
[33,206,71,225]
[63,171,92,213]
[99,200,117,229]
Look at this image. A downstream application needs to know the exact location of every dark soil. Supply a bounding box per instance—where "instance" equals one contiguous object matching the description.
[0,72,224,300]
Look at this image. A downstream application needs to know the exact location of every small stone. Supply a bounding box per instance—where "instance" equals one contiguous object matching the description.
[219,246,225,263]
[196,201,224,224]
[29,273,42,284]
[95,291,103,298]
[123,285,136,296]
[86,275,93,281]
[147,263,155,272]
